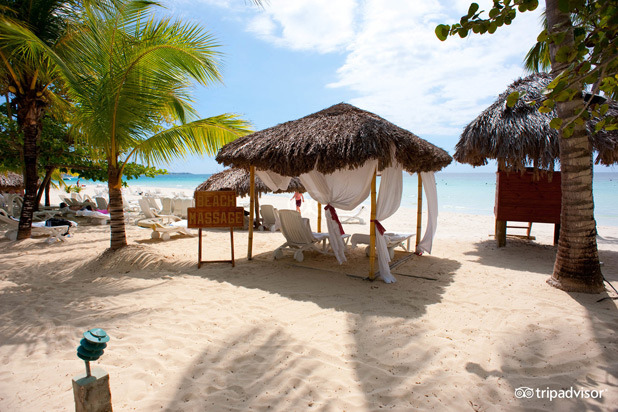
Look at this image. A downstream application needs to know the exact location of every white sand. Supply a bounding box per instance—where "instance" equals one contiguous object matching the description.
[0,186,617,411]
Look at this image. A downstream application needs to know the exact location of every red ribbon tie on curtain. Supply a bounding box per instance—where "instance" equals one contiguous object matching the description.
[371,219,386,235]
[324,204,345,235]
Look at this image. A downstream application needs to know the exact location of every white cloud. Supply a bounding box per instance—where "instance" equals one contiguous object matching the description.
[327,0,544,146]
[246,0,357,52]
[239,0,544,150]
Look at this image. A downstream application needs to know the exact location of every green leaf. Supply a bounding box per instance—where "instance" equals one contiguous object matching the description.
[550,118,563,129]
[539,106,553,113]
[595,119,606,132]
[489,7,500,18]
[600,104,609,116]
[435,24,449,41]
[458,27,469,38]
[506,91,520,107]
[537,29,548,42]
[558,0,570,13]
[527,0,539,11]
[468,3,480,17]
[488,22,498,33]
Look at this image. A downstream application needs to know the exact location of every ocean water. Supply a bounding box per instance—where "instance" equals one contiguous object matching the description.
[75,172,618,227]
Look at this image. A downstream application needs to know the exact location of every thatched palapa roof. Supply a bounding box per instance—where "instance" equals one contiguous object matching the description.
[216,103,452,175]
[0,172,24,191]
[196,168,305,197]
[455,72,618,171]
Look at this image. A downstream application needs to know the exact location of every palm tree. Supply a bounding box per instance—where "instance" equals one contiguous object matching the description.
[543,0,604,293]
[59,0,251,250]
[0,0,76,239]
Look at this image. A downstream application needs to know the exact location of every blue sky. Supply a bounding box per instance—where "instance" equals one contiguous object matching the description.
[156,0,546,174]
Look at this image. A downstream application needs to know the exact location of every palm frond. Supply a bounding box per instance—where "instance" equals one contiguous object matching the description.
[128,114,253,166]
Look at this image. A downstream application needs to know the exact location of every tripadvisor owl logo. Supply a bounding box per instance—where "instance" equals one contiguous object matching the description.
[514,386,606,401]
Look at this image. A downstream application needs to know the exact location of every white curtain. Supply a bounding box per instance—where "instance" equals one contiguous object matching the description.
[299,161,377,263]
[374,165,403,283]
[255,162,377,264]
[416,172,438,254]
[256,170,291,192]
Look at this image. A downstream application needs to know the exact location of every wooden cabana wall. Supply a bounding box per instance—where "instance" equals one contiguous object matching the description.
[494,170,561,247]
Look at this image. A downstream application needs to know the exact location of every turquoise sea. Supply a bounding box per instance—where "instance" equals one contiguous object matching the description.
[74,172,618,227]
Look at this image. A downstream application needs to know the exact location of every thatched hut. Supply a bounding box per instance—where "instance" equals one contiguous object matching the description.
[455,73,618,246]
[455,72,618,170]
[217,103,452,283]
[196,168,305,197]
[0,172,24,192]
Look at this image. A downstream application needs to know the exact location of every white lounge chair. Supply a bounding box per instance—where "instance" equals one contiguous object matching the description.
[0,209,71,242]
[160,197,174,215]
[136,218,194,241]
[94,197,108,211]
[260,204,279,231]
[350,232,413,259]
[339,205,366,225]
[273,210,330,262]
[76,209,110,225]
[139,199,178,222]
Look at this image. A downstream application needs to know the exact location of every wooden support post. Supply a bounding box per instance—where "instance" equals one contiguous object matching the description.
[254,193,260,227]
[230,227,235,267]
[317,202,322,233]
[198,228,202,268]
[496,219,507,247]
[369,169,377,279]
[72,367,113,412]
[248,166,255,260]
[415,173,423,248]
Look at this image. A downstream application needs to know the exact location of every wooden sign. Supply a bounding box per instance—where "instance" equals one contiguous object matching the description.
[194,190,237,208]
[187,207,245,228]
[190,190,246,268]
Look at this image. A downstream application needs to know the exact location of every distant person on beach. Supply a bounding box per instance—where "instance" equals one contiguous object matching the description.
[291,191,304,213]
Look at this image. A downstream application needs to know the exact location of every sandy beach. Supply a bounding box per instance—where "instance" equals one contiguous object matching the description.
[0,186,617,411]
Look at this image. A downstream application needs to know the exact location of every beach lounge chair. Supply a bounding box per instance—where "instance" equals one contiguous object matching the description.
[136,217,194,240]
[273,210,330,262]
[339,205,366,225]
[94,197,108,211]
[160,197,174,215]
[139,199,178,222]
[0,209,71,242]
[260,204,279,231]
[75,209,110,225]
[350,232,413,259]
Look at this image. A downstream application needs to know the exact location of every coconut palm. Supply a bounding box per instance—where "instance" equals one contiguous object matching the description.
[58,0,251,250]
[0,0,77,239]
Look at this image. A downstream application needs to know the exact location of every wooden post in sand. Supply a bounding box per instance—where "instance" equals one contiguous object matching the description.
[248,166,255,260]
[317,202,322,233]
[369,169,377,279]
[415,173,423,248]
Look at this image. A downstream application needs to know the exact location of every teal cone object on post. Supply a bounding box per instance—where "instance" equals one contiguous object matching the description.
[77,328,110,377]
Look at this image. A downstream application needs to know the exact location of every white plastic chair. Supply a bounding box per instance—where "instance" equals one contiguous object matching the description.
[260,204,279,231]
[273,210,330,262]
[339,205,366,225]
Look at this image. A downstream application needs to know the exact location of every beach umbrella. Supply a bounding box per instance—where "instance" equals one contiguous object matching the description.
[0,172,24,192]
[454,72,618,171]
[216,103,452,281]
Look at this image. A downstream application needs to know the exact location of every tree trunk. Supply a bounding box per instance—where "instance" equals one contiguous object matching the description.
[44,179,51,207]
[36,167,54,209]
[108,164,127,250]
[15,92,45,240]
[545,0,604,293]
